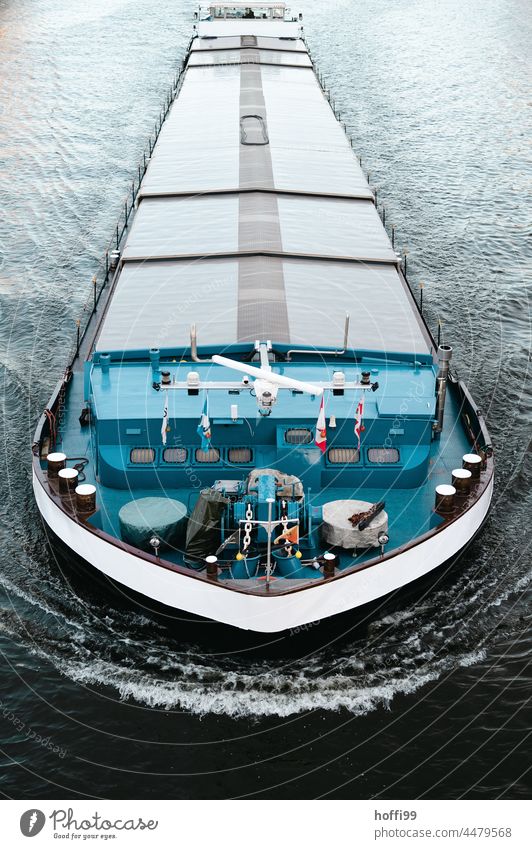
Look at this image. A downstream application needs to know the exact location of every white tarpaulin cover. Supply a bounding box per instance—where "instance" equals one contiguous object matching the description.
[97,31,431,357]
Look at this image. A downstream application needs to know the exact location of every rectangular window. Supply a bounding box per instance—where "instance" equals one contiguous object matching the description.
[130,448,155,464]
[227,447,253,463]
[327,448,360,464]
[285,428,313,445]
[163,447,187,464]
[195,448,221,463]
[367,447,400,464]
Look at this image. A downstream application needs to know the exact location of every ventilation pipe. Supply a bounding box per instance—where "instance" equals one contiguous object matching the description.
[434,344,452,434]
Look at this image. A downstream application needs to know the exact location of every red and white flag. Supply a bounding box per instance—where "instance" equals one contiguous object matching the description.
[315,396,327,453]
[354,395,365,450]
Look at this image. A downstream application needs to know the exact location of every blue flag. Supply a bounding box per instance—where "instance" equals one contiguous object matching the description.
[197,394,212,451]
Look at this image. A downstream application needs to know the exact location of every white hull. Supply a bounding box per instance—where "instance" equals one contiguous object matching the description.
[33,471,493,633]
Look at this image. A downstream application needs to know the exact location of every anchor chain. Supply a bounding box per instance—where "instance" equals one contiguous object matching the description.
[280,500,289,537]
[280,499,293,554]
[242,501,253,552]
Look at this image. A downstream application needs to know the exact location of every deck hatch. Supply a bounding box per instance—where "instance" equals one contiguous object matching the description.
[240,114,269,145]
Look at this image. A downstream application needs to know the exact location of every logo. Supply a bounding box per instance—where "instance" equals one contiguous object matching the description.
[20,810,46,837]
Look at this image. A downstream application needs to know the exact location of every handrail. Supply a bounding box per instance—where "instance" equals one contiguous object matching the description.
[66,35,195,370]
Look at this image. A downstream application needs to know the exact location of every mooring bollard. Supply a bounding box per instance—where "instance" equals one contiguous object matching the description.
[47,452,66,478]
[58,467,78,496]
[435,484,456,514]
[323,552,338,577]
[452,468,472,493]
[206,555,218,579]
[75,484,96,514]
[462,453,482,480]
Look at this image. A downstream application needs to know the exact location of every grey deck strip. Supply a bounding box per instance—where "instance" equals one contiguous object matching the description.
[238,62,289,343]
[137,188,375,202]
[120,251,400,265]
[190,60,311,69]
[191,45,305,54]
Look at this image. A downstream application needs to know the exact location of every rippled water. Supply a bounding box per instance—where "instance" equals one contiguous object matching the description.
[0,0,530,798]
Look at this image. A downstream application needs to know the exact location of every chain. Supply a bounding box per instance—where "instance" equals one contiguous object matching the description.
[280,500,294,555]
[281,500,289,536]
[242,501,253,551]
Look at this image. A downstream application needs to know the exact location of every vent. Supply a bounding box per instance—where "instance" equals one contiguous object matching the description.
[327,447,360,464]
[130,447,155,464]
[367,447,400,464]
[285,428,313,445]
[227,447,253,463]
[195,448,220,463]
[163,447,187,464]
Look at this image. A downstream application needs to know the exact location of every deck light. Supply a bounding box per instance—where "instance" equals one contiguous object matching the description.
[187,371,200,395]
[149,536,161,557]
[332,371,345,395]
[378,533,389,557]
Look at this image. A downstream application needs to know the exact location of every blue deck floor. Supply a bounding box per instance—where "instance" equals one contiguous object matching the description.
[49,370,471,585]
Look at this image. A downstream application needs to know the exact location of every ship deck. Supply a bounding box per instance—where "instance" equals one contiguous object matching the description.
[49,368,472,593]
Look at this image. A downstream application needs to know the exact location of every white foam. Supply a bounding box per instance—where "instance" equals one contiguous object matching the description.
[58,649,488,718]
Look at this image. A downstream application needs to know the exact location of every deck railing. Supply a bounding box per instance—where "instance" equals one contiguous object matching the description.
[68,35,195,370]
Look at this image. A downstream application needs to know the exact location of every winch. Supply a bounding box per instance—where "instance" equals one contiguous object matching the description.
[185,468,318,579]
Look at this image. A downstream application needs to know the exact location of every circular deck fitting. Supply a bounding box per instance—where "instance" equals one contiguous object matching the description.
[47,452,66,477]
[435,484,456,514]
[75,483,96,513]
[322,499,388,550]
[452,468,472,493]
[118,497,187,552]
[58,467,78,494]
[462,453,482,479]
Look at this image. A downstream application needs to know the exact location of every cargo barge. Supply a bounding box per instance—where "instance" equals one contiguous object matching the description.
[32,4,494,632]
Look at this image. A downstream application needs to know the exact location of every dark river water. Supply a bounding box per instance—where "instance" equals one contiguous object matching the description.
[0,0,530,799]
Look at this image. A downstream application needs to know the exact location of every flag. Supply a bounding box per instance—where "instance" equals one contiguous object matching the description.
[314,396,327,453]
[197,393,212,451]
[161,391,169,446]
[354,394,365,450]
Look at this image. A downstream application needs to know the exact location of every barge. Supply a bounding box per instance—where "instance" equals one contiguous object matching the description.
[32,3,494,632]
